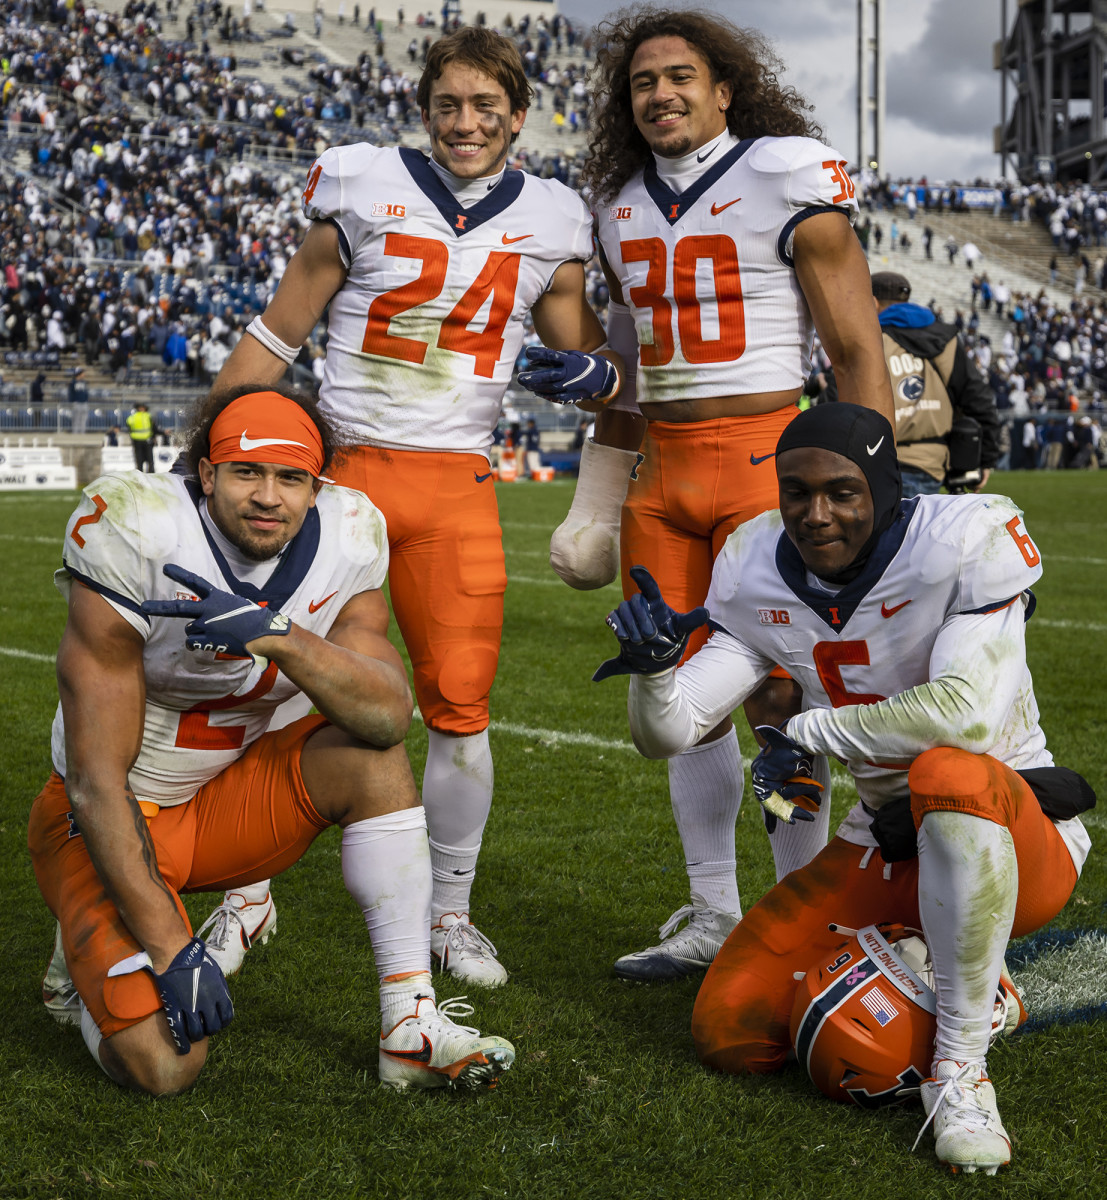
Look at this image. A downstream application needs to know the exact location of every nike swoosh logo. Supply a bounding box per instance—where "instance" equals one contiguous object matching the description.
[191,967,200,1012]
[711,198,741,215]
[474,471,493,483]
[501,233,533,244]
[697,146,717,163]
[308,591,338,613]
[867,437,885,455]
[382,1033,434,1063]
[239,432,309,452]
[208,603,261,624]
[749,451,776,466]
[881,600,912,618]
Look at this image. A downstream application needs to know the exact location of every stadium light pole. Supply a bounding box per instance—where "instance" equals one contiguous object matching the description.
[857,0,885,177]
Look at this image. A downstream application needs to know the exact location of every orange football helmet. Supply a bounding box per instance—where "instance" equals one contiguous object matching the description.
[789,924,937,1108]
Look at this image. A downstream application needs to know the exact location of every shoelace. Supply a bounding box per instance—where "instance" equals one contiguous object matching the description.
[658,904,695,940]
[911,1061,992,1152]
[52,980,81,1016]
[444,920,500,960]
[989,987,1013,1044]
[196,900,254,951]
[658,904,718,941]
[433,995,479,1036]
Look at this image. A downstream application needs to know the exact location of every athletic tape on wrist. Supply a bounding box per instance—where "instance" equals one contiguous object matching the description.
[246,316,302,365]
[605,303,640,413]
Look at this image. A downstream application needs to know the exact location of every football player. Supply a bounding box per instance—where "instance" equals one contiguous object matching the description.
[598,402,1094,1174]
[208,27,621,986]
[30,387,514,1095]
[528,8,894,982]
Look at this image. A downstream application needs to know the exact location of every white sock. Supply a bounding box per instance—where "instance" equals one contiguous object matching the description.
[668,728,742,917]
[80,1000,111,1077]
[379,970,435,1031]
[422,727,493,923]
[767,753,833,880]
[226,880,271,907]
[917,810,1017,1067]
[341,807,432,980]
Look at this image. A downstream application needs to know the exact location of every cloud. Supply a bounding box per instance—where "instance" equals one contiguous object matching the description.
[556,0,1004,179]
[885,0,1001,139]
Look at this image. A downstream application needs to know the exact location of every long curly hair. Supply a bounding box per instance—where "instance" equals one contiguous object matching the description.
[581,8,822,205]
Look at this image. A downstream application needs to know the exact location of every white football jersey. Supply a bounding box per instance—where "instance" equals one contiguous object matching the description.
[595,136,858,403]
[303,143,593,454]
[633,493,1089,871]
[51,471,389,807]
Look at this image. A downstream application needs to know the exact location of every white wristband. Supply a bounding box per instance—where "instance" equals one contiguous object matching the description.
[246,316,302,365]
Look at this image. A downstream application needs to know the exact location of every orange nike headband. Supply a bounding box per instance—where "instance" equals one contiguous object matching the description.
[207,392,326,477]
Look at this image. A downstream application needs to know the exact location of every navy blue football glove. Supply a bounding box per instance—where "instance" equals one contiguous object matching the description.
[750,725,825,834]
[593,565,709,681]
[146,937,233,1055]
[141,564,291,658]
[517,346,619,404]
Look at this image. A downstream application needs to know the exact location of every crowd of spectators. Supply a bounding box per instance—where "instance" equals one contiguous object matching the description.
[0,0,595,397]
[2,0,1105,469]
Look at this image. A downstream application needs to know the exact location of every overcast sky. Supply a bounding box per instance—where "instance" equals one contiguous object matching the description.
[556,0,1009,183]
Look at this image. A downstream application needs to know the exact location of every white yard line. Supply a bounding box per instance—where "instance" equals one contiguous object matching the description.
[1033,619,1107,633]
[509,573,619,589]
[0,645,55,664]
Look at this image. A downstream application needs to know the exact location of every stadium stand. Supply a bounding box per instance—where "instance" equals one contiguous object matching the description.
[0,0,1101,477]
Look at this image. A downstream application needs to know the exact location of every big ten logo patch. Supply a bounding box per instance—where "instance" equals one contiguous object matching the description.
[609,206,633,221]
[758,608,791,625]
[372,203,407,218]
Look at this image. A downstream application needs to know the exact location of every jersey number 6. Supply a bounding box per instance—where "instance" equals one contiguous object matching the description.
[362,233,520,378]
[620,234,746,366]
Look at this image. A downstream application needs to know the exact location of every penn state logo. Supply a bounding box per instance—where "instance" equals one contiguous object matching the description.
[897,374,926,402]
[36,473,48,485]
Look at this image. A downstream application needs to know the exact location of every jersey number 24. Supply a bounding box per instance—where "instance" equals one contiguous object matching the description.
[362,233,519,378]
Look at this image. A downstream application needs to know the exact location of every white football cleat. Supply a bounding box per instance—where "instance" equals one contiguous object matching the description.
[915,1059,1012,1175]
[43,923,81,1027]
[378,994,515,1091]
[431,913,509,987]
[614,904,739,981]
[196,889,277,977]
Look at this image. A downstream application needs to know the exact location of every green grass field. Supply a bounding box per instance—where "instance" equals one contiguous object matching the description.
[2,471,1105,1199]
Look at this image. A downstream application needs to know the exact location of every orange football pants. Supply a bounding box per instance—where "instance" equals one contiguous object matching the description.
[621,408,796,663]
[28,715,330,1038]
[692,748,1079,1075]
[330,447,506,734]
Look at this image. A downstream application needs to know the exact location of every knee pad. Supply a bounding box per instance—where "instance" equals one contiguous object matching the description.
[909,748,1011,826]
[416,644,498,734]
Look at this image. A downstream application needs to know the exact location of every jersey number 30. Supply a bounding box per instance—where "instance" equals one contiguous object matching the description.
[362,233,520,378]
[620,234,745,366]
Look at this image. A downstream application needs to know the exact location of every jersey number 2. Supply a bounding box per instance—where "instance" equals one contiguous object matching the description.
[175,661,279,751]
[362,233,521,378]
[620,234,746,366]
